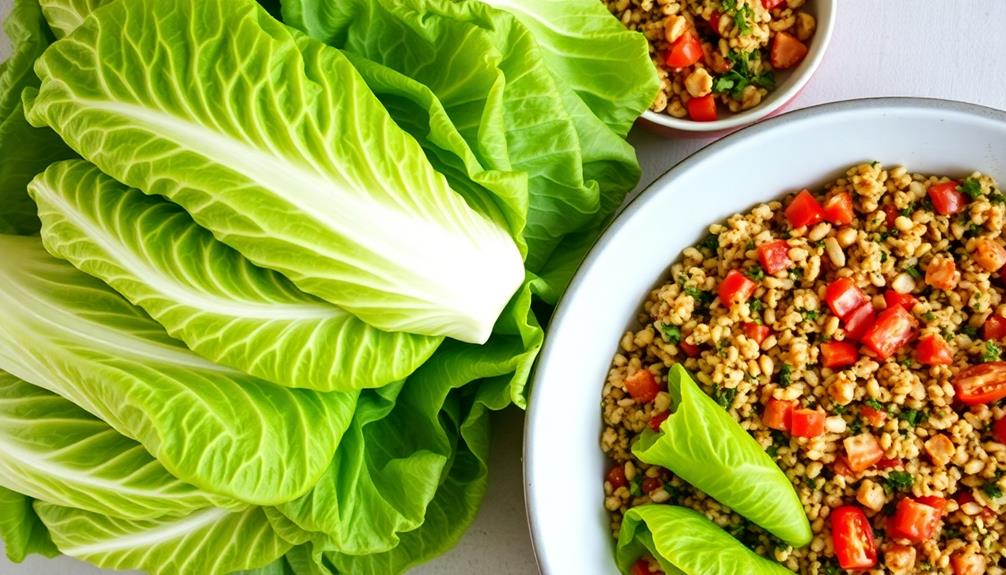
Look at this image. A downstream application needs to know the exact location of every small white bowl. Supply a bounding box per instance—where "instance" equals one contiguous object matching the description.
[524,99,1006,574]
[641,0,837,135]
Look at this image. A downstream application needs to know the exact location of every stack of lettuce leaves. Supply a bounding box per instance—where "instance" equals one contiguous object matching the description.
[0,0,658,573]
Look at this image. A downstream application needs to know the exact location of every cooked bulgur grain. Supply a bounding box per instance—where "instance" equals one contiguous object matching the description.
[602,0,815,121]
[602,163,1006,574]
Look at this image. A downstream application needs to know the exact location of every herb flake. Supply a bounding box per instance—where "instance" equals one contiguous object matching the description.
[883,471,914,493]
[659,324,682,344]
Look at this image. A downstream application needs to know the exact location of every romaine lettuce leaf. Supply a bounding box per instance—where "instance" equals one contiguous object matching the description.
[36,0,106,38]
[0,0,75,235]
[29,160,441,392]
[269,291,538,566]
[0,235,357,506]
[616,505,793,575]
[24,0,524,345]
[320,369,508,574]
[0,486,58,562]
[35,503,290,575]
[474,0,659,138]
[282,0,639,278]
[0,370,236,519]
[633,365,812,547]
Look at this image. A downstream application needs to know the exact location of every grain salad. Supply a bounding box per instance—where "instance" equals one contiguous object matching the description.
[602,0,816,122]
[602,163,1006,574]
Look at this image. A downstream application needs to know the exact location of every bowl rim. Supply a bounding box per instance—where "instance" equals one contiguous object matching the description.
[641,0,838,133]
[522,97,1006,574]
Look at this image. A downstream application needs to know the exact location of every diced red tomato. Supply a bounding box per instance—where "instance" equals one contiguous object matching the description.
[770,31,808,70]
[625,370,661,403]
[928,181,967,215]
[757,240,793,275]
[984,315,1006,340]
[882,204,899,228]
[821,341,859,369]
[861,406,887,427]
[843,303,877,341]
[916,334,953,366]
[954,491,975,506]
[954,362,1006,405]
[743,322,771,345]
[649,411,670,431]
[631,559,652,575]
[950,549,987,575]
[822,192,854,225]
[631,558,665,575]
[719,269,757,306]
[762,399,797,432]
[844,433,884,472]
[642,477,663,494]
[831,505,877,571]
[785,189,825,228]
[680,341,701,357]
[916,496,947,513]
[889,497,943,544]
[833,456,856,478]
[607,465,627,489]
[707,10,722,35]
[825,278,870,319]
[665,33,703,68]
[790,408,825,438]
[926,256,960,291]
[884,290,918,311]
[861,305,918,360]
[974,238,1006,273]
[686,94,717,122]
[876,457,902,470]
[995,417,1006,444]
[762,0,786,8]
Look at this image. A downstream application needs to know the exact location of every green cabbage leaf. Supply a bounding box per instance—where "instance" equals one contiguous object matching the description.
[282,0,640,283]
[0,486,57,562]
[36,0,104,38]
[24,0,525,344]
[0,235,357,506]
[0,0,75,235]
[30,160,440,392]
[0,371,235,519]
[475,0,659,138]
[35,503,290,575]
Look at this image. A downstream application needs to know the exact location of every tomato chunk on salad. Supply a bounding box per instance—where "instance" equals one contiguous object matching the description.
[889,497,943,544]
[785,190,825,229]
[831,506,877,570]
[861,305,917,360]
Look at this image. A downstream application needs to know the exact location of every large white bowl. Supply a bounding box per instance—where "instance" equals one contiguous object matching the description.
[524,99,1006,574]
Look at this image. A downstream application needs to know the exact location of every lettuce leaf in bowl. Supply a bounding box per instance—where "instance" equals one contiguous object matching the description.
[616,505,792,575]
[633,365,812,548]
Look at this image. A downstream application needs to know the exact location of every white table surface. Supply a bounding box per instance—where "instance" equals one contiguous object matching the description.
[2,1,1006,574]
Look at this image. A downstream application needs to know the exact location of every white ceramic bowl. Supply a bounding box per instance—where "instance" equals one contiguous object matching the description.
[641,0,836,135]
[524,99,1006,574]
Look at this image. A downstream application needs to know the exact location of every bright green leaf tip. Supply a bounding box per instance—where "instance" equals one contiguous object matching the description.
[633,365,813,548]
